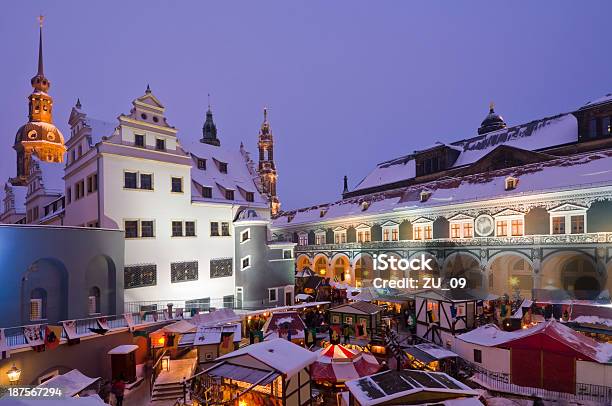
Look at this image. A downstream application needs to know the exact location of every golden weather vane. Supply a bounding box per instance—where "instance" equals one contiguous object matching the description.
[38,15,44,27]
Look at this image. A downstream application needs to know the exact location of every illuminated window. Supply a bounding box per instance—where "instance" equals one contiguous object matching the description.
[511,219,523,236]
[315,232,326,245]
[424,225,432,240]
[298,233,308,246]
[463,222,473,238]
[334,230,347,244]
[496,221,508,236]
[451,223,461,238]
[552,216,565,234]
[414,226,423,240]
[571,215,585,234]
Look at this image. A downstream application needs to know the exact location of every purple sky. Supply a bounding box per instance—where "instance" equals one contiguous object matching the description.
[1,2,612,210]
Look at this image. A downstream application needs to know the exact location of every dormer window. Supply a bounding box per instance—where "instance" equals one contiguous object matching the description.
[225,190,234,200]
[197,158,206,170]
[356,225,371,243]
[156,138,166,151]
[245,192,254,202]
[420,190,431,202]
[219,162,228,174]
[361,201,370,211]
[505,176,518,191]
[202,186,212,198]
[320,208,328,218]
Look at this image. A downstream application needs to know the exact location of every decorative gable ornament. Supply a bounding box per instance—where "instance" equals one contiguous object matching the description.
[474,214,494,237]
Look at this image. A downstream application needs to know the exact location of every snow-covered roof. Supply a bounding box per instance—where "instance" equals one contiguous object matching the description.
[181,139,267,206]
[457,321,612,364]
[351,113,577,194]
[262,311,306,340]
[37,369,100,397]
[215,337,317,377]
[107,344,139,354]
[273,148,612,228]
[582,93,612,109]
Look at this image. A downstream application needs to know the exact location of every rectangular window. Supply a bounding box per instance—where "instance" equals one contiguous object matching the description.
[197,158,206,169]
[424,225,432,240]
[210,258,233,278]
[210,222,219,236]
[202,186,212,198]
[496,221,508,236]
[383,229,390,241]
[241,229,250,243]
[87,176,93,194]
[241,256,251,270]
[156,138,166,151]
[185,221,196,237]
[124,172,138,189]
[141,220,155,237]
[392,228,399,241]
[172,221,183,237]
[219,162,228,173]
[473,349,482,363]
[140,173,153,190]
[603,117,611,136]
[66,187,72,204]
[334,232,346,244]
[246,192,254,202]
[463,223,473,238]
[124,220,138,238]
[451,223,461,238]
[124,264,157,289]
[171,261,198,283]
[299,234,308,246]
[414,226,423,240]
[589,118,598,138]
[511,219,523,236]
[552,216,565,234]
[30,299,43,321]
[315,233,326,245]
[171,177,183,193]
[135,134,145,147]
[283,249,293,259]
[225,190,234,200]
[268,288,277,302]
[221,222,230,236]
[571,215,585,234]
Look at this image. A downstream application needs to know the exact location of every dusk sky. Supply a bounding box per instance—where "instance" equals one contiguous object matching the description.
[2,1,612,210]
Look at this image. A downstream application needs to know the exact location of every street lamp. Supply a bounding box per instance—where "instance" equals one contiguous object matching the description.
[6,364,21,384]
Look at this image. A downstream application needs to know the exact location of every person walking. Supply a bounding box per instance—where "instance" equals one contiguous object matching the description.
[112,376,126,406]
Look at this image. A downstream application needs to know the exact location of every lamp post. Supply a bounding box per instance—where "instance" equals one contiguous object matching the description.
[6,363,21,384]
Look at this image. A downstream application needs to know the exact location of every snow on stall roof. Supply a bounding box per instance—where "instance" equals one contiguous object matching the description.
[456,323,544,347]
[215,337,317,377]
[572,315,612,328]
[273,149,612,228]
[414,343,458,360]
[37,369,100,397]
[351,113,577,193]
[180,139,267,206]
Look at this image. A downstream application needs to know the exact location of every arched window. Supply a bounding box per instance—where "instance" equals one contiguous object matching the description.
[88,287,101,315]
[30,288,47,321]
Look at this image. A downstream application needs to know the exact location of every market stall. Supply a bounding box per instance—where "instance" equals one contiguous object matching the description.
[310,343,380,387]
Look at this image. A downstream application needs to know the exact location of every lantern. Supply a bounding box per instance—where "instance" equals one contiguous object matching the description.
[157,335,166,347]
[6,364,21,384]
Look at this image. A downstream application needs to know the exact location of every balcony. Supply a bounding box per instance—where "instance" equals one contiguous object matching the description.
[294,232,612,252]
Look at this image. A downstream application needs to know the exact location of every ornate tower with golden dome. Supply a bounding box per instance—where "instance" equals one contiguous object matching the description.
[12,16,66,186]
[257,108,280,215]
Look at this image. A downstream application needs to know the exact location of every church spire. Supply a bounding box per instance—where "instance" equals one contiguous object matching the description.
[31,15,49,93]
[257,107,280,215]
[12,16,66,186]
[201,94,220,146]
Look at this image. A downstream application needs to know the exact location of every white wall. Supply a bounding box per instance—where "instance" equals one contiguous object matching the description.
[577,360,612,387]
[101,145,236,303]
[452,339,511,374]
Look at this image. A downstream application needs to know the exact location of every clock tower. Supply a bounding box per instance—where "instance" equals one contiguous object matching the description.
[257,108,280,215]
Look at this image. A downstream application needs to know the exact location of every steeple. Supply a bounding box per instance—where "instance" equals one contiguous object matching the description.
[31,15,49,93]
[343,175,349,194]
[257,107,280,215]
[11,16,66,186]
[201,94,220,146]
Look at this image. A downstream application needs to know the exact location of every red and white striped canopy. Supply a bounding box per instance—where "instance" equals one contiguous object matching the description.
[311,344,380,383]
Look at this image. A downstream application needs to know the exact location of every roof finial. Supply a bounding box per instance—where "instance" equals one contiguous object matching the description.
[207,93,211,111]
[263,106,268,122]
[145,84,151,94]
[75,98,82,109]
[489,101,495,113]
[37,15,45,75]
